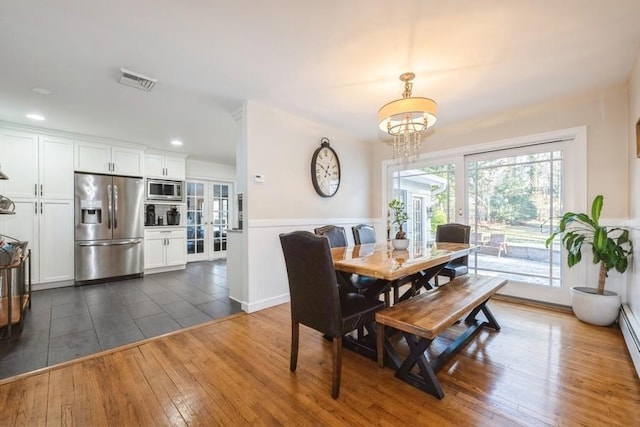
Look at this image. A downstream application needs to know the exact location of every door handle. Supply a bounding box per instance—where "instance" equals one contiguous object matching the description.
[40,184,43,196]
[77,239,142,247]
[107,184,112,229]
[113,185,118,229]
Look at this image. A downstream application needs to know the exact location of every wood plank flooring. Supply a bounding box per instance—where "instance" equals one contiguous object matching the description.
[0,299,639,426]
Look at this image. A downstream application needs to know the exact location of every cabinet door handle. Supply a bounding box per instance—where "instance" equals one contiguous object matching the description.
[34,184,37,197]
[40,184,43,196]
[40,202,43,214]
[34,202,37,215]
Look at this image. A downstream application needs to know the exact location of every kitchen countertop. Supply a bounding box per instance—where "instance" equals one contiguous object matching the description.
[144,225,186,229]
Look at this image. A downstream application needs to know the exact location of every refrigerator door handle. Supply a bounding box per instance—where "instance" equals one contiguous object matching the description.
[113,184,118,229]
[107,184,113,229]
[77,239,143,247]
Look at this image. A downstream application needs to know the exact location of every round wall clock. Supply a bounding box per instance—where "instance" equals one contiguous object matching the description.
[311,137,341,197]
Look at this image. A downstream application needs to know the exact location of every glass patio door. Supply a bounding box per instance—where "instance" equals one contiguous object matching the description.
[465,144,564,289]
[389,157,465,244]
[387,133,583,304]
[186,180,232,261]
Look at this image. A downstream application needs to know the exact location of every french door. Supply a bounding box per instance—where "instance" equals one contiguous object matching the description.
[185,180,232,261]
[387,131,585,304]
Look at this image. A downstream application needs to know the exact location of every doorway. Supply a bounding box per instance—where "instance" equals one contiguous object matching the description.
[186,180,233,261]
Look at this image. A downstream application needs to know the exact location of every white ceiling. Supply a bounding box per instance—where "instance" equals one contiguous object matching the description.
[2,1,640,165]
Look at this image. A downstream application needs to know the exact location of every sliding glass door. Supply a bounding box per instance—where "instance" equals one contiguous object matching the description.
[389,159,464,244]
[466,144,563,287]
[387,131,585,303]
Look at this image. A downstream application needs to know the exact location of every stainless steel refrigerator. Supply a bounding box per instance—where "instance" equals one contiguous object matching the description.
[74,172,144,285]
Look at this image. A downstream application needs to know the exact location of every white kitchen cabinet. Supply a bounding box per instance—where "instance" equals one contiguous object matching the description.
[144,153,186,180]
[0,189,74,285]
[75,140,144,177]
[0,130,38,199]
[39,136,75,200]
[0,130,75,285]
[144,228,186,272]
[38,200,74,283]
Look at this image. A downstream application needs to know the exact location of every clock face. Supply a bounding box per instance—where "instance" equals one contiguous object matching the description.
[311,141,341,197]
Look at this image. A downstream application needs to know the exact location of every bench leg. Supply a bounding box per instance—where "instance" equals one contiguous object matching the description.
[464,299,501,331]
[395,333,444,399]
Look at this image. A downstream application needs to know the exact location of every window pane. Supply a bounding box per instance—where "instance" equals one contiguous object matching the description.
[467,149,562,286]
[391,165,453,243]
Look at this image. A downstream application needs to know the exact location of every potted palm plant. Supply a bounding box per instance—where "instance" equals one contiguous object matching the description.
[389,198,409,249]
[545,195,633,326]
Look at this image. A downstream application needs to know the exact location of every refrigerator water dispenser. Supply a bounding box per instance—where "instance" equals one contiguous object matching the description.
[80,200,102,224]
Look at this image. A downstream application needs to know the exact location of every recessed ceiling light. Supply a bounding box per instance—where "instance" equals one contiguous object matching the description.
[170,140,183,146]
[26,113,45,121]
[32,87,51,95]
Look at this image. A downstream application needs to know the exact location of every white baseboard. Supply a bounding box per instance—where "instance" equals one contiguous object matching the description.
[620,304,640,378]
[239,293,290,313]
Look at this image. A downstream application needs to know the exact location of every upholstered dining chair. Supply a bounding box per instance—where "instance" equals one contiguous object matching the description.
[279,231,385,399]
[314,225,348,248]
[352,224,376,245]
[435,223,471,285]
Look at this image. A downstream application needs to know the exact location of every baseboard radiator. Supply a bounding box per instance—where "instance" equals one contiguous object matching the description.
[620,304,640,378]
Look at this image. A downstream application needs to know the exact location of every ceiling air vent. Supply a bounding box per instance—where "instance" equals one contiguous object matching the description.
[119,68,158,91]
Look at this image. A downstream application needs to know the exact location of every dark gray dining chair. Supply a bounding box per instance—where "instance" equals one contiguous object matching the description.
[279,231,384,399]
[314,225,348,248]
[352,224,376,245]
[435,223,471,285]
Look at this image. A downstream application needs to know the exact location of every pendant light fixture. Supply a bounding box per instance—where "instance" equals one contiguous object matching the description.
[378,72,437,158]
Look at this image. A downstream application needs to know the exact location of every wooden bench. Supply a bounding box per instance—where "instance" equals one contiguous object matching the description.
[375,274,507,399]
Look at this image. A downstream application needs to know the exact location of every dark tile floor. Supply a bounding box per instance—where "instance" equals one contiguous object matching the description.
[0,259,240,380]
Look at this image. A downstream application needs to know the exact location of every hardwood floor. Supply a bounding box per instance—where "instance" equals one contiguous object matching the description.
[0,299,639,426]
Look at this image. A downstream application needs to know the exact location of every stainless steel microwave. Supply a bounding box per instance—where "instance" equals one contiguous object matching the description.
[146,179,183,201]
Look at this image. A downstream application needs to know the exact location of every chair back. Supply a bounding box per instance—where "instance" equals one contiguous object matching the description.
[280,231,342,336]
[436,223,471,244]
[314,225,348,248]
[436,223,471,266]
[352,224,376,245]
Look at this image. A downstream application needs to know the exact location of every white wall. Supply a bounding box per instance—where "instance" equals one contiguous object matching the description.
[185,158,235,181]
[630,51,640,221]
[624,49,640,362]
[240,100,376,312]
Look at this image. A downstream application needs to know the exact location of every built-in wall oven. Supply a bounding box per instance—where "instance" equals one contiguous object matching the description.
[147,179,183,202]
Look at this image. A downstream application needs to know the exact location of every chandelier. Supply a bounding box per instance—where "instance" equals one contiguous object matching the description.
[377,72,437,158]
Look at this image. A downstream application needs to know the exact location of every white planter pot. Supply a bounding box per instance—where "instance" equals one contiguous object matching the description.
[570,286,621,326]
[391,239,409,250]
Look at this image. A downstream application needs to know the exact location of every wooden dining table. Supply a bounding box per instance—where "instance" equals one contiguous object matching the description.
[329,241,476,360]
[331,241,476,303]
